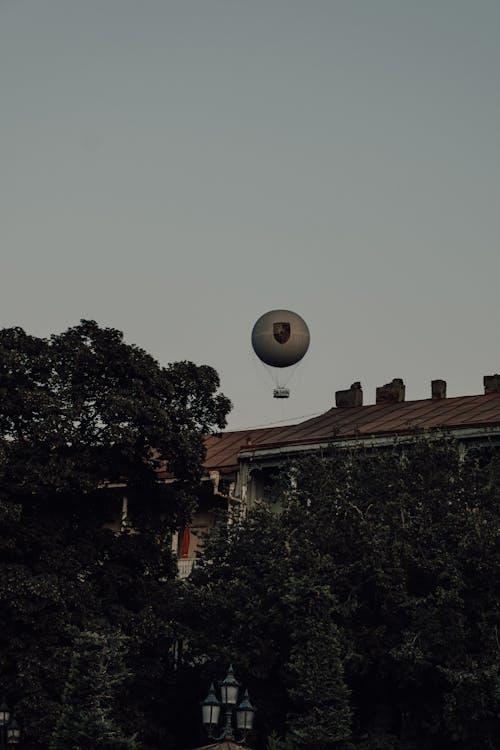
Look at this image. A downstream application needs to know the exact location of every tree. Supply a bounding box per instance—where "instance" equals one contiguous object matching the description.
[49,628,138,750]
[287,441,500,750]
[0,319,230,499]
[181,502,352,750]
[183,439,499,750]
[0,320,231,749]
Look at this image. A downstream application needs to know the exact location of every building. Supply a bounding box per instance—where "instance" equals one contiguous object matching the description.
[175,375,500,577]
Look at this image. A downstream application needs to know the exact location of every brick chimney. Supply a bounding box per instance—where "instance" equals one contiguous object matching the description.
[376,378,405,404]
[335,382,363,408]
[484,374,500,394]
[431,379,447,399]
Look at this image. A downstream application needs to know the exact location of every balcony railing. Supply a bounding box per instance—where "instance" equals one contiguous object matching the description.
[177,557,197,579]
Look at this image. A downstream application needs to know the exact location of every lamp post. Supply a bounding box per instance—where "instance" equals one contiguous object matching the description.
[201,665,256,744]
[0,702,21,748]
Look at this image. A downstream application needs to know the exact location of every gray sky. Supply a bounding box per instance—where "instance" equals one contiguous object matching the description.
[1,0,499,430]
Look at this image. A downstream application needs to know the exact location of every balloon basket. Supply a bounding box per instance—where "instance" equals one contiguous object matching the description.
[273,387,290,399]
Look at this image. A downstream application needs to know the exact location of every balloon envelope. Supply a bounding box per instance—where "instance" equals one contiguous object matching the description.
[251,310,310,368]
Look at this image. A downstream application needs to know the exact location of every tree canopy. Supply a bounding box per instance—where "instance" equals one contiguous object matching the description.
[0,320,231,749]
[184,439,499,750]
[0,319,230,498]
[49,627,139,750]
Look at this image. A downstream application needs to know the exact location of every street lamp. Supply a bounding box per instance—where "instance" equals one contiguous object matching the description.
[201,665,256,743]
[0,702,21,748]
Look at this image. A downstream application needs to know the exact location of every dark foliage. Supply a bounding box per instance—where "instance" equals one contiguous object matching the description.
[49,628,139,750]
[0,321,231,749]
[182,440,499,750]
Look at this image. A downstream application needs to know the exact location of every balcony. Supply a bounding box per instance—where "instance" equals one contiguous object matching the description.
[177,557,197,579]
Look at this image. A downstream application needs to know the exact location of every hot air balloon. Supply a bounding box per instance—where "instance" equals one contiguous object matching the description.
[251,310,310,398]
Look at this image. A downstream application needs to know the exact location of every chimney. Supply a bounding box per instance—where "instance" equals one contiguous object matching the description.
[335,381,363,408]
[431,379,447,399]
[376,378,405,404]
[484,374,500,394]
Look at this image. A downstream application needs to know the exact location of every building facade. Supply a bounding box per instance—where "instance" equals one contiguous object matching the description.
[176,375,500,576]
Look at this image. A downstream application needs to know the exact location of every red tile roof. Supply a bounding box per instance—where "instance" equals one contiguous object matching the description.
[204,392,500,471]
[204,426,289,472]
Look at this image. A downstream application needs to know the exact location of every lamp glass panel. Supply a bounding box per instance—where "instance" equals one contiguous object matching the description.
[237,709,254,730]
[202,703,220,726]
[221,684,239,705]
[0,709,10,726]
[7,727,21,745]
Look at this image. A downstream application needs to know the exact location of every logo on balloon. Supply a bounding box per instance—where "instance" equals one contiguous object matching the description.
[273,322,291,345]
